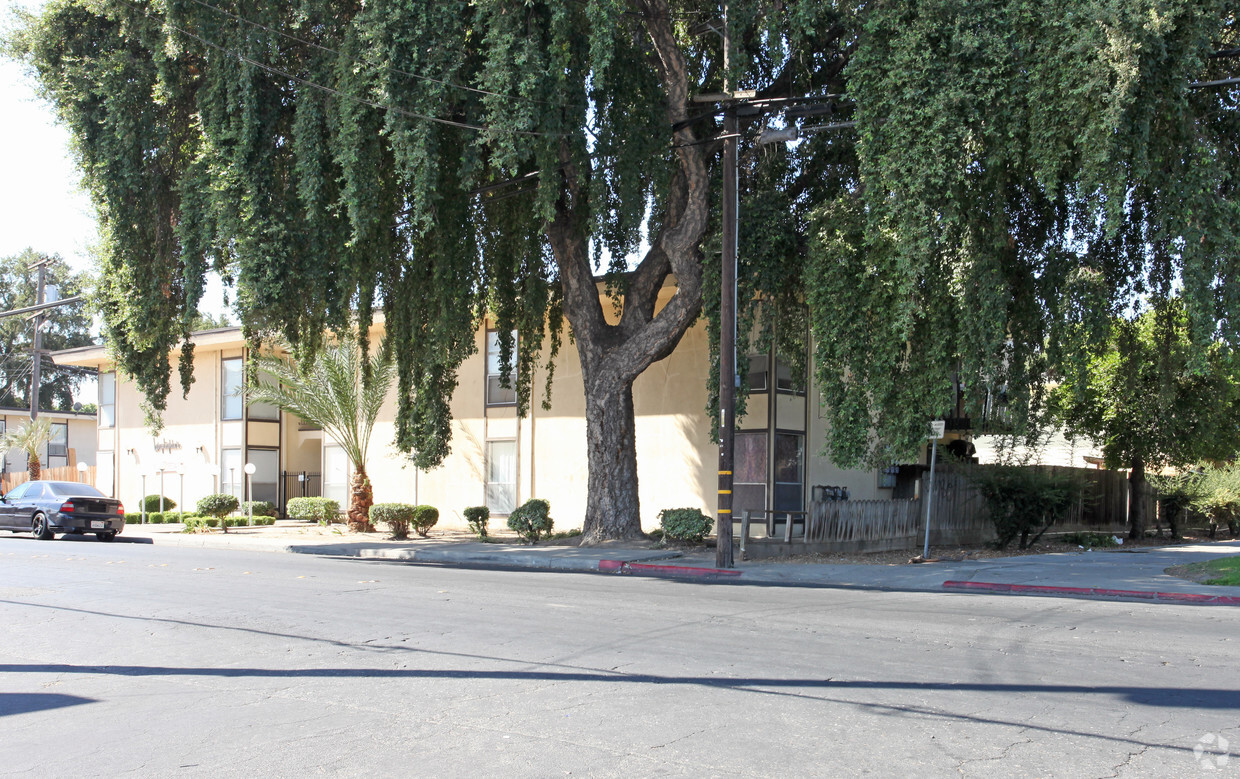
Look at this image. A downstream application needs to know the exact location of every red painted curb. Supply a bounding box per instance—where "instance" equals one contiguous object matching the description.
[599,560,743,578]
[943,580,1240,605]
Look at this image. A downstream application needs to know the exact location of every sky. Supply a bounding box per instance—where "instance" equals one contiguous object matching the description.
[0,2,99,268]
[1,0,228,310]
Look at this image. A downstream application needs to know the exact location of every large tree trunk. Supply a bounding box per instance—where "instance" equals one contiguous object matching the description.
[27,453,40,482]
[543,2,710,543]
[1128,456,1146,540]
[348,466,374,532]
[580,375,641,544]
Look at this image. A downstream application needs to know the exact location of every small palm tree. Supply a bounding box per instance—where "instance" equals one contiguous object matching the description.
[246,335,394,532]
[0,417,54,482]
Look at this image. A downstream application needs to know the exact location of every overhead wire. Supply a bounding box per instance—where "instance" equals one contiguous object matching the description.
[184,0,578,110]
[168,21,565,137]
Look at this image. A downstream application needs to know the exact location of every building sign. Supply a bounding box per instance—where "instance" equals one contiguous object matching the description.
[153,439,183,454]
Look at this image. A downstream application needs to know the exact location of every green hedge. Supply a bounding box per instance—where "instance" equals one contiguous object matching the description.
[464,506,490,539]
[241,500,278,518]
[658,507,714,543]
[124,512,142,524]
[141,494,176,512]
[507,499,552,543]
[287,497,340,523]
[370,503,414,539]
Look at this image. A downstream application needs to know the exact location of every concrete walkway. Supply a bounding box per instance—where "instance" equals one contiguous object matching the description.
[110,520,1240,604]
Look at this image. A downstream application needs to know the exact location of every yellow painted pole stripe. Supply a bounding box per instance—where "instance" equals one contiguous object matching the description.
[718,490,732,495]
[718,509,732,514]
[718,470,732,475]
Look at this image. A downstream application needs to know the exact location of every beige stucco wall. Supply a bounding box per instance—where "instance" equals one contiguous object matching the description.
[0,410,96,474]
[55,288,882,529]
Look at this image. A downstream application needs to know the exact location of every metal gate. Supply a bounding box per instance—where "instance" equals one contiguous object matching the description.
[280,471,321,516]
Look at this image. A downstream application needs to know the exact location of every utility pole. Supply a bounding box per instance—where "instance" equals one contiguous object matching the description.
[29,258,49,421]
[716,5,736,569]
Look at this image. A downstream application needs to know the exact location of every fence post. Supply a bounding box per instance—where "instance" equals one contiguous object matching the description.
[740,510,751,562]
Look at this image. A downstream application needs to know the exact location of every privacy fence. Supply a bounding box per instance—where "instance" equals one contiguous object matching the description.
[1,464,97,494]
[737,465,1148,559]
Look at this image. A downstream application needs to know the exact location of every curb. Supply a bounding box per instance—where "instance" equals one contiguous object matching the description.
[943,580,1240,605]
[599,560,743,578]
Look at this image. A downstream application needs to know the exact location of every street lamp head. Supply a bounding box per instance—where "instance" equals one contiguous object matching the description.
[757,127,799,145]
[243,462,257,475]
[76,462,88,473]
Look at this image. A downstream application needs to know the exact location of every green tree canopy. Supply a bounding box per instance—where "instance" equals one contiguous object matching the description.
[1053,298,1240,535]
[0,249,95,411]
[8,0,1237,542]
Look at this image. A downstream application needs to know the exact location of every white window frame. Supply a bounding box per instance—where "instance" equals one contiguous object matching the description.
[99,372,116,428]
[485,439,518,515]
[486,329,518,406]
[47,422,68,468]
[221,358,244,421]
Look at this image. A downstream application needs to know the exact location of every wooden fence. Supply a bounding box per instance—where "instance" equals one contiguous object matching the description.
[741,465,1144,558]
[1,464,96,494]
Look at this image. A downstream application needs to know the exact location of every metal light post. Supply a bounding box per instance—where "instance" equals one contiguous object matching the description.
[177,464,186,523]
[244,462,256,526]
[139,469,148,524]
[922,420,945,559]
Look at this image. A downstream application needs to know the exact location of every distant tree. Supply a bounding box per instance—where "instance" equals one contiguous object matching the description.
[0,417,55,480]
[1053,299,1240,538]
[0,249,95,411]
[245,335,394,532]
[190,311,234,331]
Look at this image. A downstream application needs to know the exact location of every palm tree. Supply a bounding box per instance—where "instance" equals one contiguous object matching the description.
[0,417,54,482]
[246,335,394,532]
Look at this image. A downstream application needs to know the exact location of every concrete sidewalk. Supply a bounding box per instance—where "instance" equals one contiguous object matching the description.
[113,521,1240,603]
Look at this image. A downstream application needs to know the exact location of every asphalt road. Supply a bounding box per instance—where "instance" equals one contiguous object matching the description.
[1,536,1237,777]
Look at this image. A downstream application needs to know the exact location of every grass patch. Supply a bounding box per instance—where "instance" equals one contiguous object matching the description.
[1166,556,1240,586]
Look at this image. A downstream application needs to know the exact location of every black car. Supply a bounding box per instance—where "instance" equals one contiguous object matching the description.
[0,481,126,541]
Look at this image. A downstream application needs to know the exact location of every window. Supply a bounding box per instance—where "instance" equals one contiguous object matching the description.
[485,440,517,514]
[220,448,243,500]
[775,357,806,395]
[222,358,244,420]
[47,423,68,468]
[322,445,348,507]
[246,449,280,505]
[733,431,767,521]
[99,372,116,428]
[773,433,804,512]
[746,355,769,393]
[486,330,518,406]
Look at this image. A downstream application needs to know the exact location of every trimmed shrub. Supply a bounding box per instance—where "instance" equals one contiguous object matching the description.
[507,499,552,543]
[182,516,209,533]
[197,493,240,519]
[241,501,278,518]
[148,512,165,524]
[1061,531,1119,549]
[370,503,414,539]
[141,494,176,512]
[464,506,490,539]
[287,497,340,523]
[124,512,142,524]
[411,505,439,537]
[658,507,714,543]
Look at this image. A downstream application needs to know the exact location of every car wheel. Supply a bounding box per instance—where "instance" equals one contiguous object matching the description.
[32,513,54,540]
[95,531,116,542]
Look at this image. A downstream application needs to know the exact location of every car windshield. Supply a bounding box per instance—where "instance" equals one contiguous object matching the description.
[46,482,106,498]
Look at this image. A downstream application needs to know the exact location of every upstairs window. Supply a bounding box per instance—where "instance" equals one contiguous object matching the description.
[486,330,518,406]
[222,358,244,420]
[99,372,116,428]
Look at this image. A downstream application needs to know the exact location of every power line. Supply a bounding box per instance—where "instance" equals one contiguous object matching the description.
[168,22,567,137]
[184,0,577,110]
